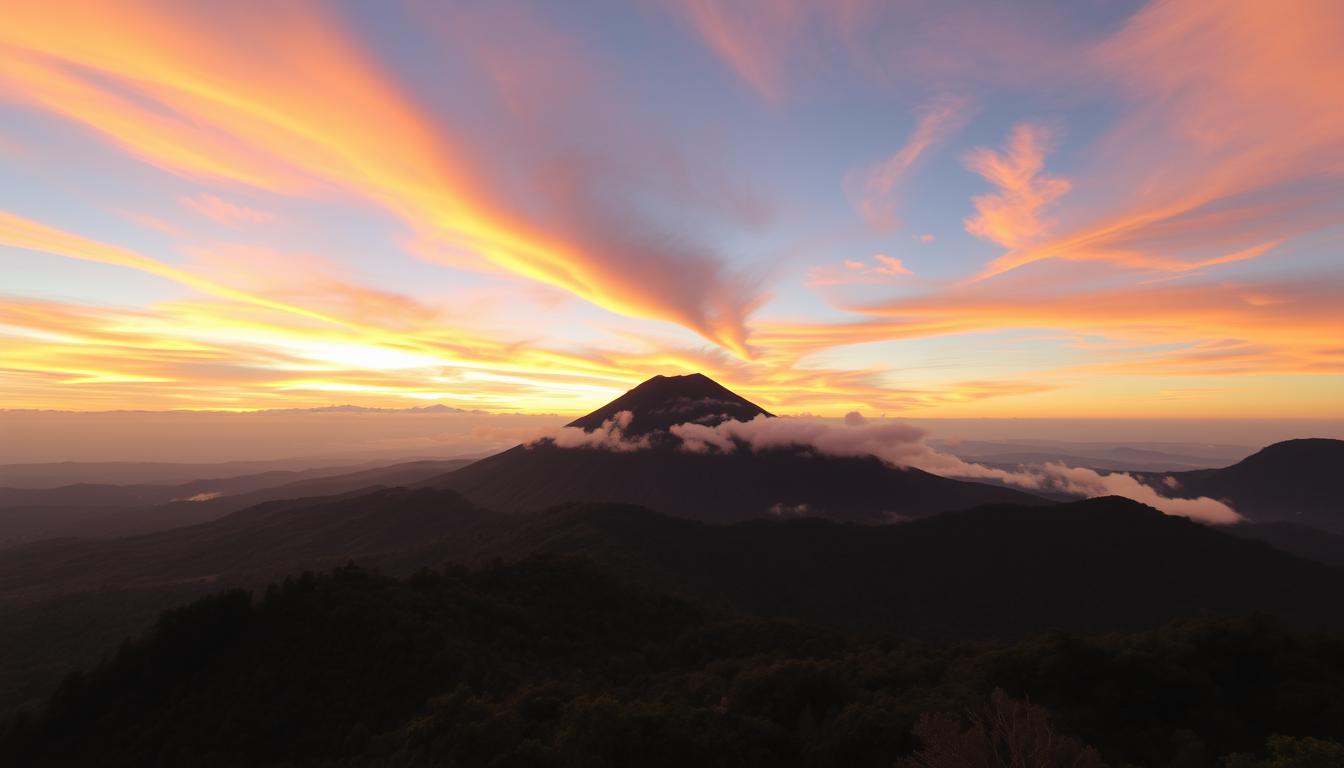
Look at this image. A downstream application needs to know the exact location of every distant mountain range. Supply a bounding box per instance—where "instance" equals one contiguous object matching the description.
[0,403,487,416]
[0,460,472,545]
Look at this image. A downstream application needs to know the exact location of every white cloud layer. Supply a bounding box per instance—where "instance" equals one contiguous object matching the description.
[547,411,1240,524]
[546,410,652,452]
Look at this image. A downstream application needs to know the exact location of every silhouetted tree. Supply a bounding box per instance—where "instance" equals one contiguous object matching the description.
[898,689,1103,768]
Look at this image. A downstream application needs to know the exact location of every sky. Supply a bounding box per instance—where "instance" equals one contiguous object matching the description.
[1,0,1341,418]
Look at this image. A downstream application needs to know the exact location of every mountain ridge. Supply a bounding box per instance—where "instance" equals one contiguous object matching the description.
[1147,437,1344,532]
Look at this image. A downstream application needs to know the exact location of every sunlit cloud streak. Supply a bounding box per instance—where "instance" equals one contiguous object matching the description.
[974,0,1344,279]
[0,211,352,329]
[0,282,1063,415]
[0,1,760,354]
[759,272,1344,376]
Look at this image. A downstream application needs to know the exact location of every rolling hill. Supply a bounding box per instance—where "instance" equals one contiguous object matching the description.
[0,486,489,598]
[1153,438,1344,532]
[451,496,1344,636]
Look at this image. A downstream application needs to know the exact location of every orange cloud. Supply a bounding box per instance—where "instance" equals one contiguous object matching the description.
[963,123,1070,252]
[0,271,1050,417]
[0,213,926,413]
[846,95,970,231]
[973,0,1344,280]
[763,271,1344,378]
[0,1,760,355]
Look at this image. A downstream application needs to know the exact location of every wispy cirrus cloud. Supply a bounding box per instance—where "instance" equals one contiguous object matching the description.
[181,194,275,226]
[761,270,1344,380]
[972,0,1344,280]
[808,254,912,287]
[669,0,810,103]
[846,95,971,231]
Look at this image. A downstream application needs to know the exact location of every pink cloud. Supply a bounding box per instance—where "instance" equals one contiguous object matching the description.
[845,95,971,231]
[963,123,1071,252]
[541,410,652,452]
[808,253,914,286]
[974,0,1344,280]
[181,194,275,226]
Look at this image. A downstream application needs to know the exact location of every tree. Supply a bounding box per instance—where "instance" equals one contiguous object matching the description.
[898,689,1103,768]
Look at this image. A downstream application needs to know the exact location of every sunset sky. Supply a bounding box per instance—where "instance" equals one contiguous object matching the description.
[1,0,1341,418]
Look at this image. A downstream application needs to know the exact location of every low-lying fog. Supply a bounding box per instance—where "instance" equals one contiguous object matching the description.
[3,407,1341,487]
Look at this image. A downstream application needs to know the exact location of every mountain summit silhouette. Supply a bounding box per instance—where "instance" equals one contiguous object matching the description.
[565,373,773,436]
[434,373,1046,521]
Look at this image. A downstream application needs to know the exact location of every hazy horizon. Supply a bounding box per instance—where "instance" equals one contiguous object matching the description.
[5,404,1341,466]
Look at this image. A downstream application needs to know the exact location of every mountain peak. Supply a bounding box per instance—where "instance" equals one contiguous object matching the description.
[566,373,773,435]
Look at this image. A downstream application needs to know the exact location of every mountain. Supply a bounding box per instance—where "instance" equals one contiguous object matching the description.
[0,459,473,545]
[449,497,1344,637]
[1152,438,1344,532]
[436,443,1046,522]
[0,486,495,710]
[433,373,1046,521]
[0,487,490,599]
[564,372,772,435]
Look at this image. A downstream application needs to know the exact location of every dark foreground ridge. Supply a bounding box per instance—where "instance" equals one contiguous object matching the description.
[5,557,1344,768]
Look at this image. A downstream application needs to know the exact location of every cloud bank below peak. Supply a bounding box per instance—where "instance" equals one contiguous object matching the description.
[540,411,1240,524]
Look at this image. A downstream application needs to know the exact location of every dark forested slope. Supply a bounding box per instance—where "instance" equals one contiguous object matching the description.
[4,561,1343,768]
[449,496,1344,636]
